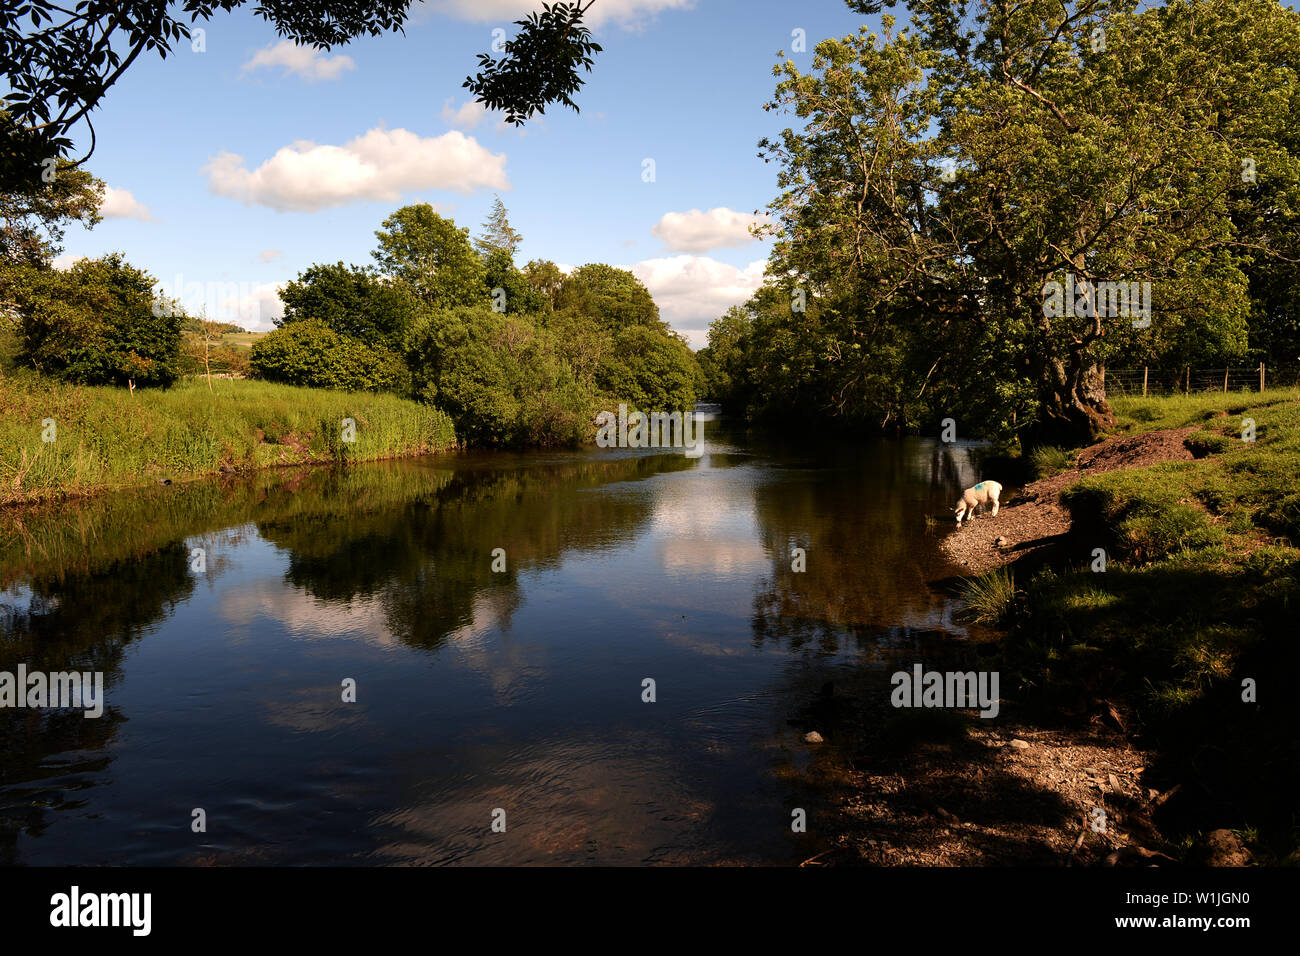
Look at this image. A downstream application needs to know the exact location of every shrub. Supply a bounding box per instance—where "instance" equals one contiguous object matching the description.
[409,306,599,447]
[249,318,409,392]
[16,254,181,387]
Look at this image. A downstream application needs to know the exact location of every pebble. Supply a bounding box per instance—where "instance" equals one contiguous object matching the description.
[994,536,1008,547]
[1007,738,1030,750]
[803,731,824,744]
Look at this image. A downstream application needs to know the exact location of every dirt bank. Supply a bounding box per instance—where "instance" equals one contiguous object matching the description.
[940,427,1198,573]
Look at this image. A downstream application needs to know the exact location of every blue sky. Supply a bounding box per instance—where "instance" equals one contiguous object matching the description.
[54,0,875,347]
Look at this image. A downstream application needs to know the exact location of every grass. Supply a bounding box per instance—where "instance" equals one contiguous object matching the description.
[219,331,266,351]
[958,566,1016,623]
[0,373,457,506]
[1028,444,1071,478]
[996,388,1300,860]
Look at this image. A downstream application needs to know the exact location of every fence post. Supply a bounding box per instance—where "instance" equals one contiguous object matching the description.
[1143,366,1148,398]
[1260,362,1266,392]
[1185,366,1190,396]
[1224,368,1229,393]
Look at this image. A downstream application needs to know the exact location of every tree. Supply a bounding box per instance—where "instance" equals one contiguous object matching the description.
[188,315,225,392]
[406,304,598,447]
[481,248,547,315]
[464,1,602,126]
[523,259,565,310]
[759,0,1300,443]
[0,149,102,266]
[2,1,603,188]
[16,253,181,387]
[279,261,426,350]
[372,205,487,311]
[475,196,523,258]
[595,325,699,412]
[554,264,662,332]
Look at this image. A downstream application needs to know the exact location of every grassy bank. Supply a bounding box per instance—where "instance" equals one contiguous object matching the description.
[989,389,1300,861]
[0,374,457,506]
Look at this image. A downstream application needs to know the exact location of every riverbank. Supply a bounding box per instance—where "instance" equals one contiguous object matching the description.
[807,389,1300,866]
[0,375,457,507]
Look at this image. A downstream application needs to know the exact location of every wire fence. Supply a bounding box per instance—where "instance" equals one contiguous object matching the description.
[1102,364,1300,398]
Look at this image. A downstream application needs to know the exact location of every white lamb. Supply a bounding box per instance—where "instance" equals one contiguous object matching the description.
[954,480,1002,524]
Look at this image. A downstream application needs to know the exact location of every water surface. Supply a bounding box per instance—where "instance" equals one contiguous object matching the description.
[0,425,984,865]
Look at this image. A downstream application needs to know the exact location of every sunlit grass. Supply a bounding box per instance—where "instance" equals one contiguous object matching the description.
[0,374,456,505]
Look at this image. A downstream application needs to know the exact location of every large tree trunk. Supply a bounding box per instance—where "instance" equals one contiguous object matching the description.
[1028,352,1114,447]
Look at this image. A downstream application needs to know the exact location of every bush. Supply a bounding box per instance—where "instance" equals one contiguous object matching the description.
[15,254,182,387]
[249,319,409,393]
[408,306,599,447]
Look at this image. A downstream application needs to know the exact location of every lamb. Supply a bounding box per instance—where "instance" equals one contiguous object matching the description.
[954,480,1002,524]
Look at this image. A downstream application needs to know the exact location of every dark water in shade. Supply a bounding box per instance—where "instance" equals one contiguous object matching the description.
[0,423,988,866]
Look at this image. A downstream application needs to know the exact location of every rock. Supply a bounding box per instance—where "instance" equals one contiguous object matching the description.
[1192,829,1252,867]
[1007,738,1030,750]
[994,536,1008,547]
[803,731,824,744]
[157,478,172,485]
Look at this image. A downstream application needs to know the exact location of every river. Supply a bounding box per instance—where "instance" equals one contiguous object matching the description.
[0,420,987,865]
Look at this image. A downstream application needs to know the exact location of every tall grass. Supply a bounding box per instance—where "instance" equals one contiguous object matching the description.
[0,374,456,505]
[958,566,1016,623]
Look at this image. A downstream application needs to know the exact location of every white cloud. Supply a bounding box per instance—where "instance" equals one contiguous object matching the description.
[221,282,287,331]
[419,0,694,29]
[650,207,767,253]
[203,128,509,212]
[257,249,284,263]
[100,186,154,221]
[629,255,766,348]
[440,97,536,136]
[241,40,356,82]
[51,254,86,270]
[441,97,490,130]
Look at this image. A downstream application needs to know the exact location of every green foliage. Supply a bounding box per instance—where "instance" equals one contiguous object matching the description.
[279,260,426,350]
[555,263,661,331]
[372,204,488,310]
[14,253,181,388]
[0,375,456,505]
[595,324,699,412]
[475,195,524,257]
[745,0,1300,443]
[523,259,565,309]
[463,1,602,126]
[0,145,103,265]
[408,305,599,447]
[249,318,409,393]
[482,247,548,315]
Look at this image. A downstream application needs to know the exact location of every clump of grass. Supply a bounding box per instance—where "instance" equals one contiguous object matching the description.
[958,566,1016,623]
[1029,444,1071,478]
[0,375,457,505]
